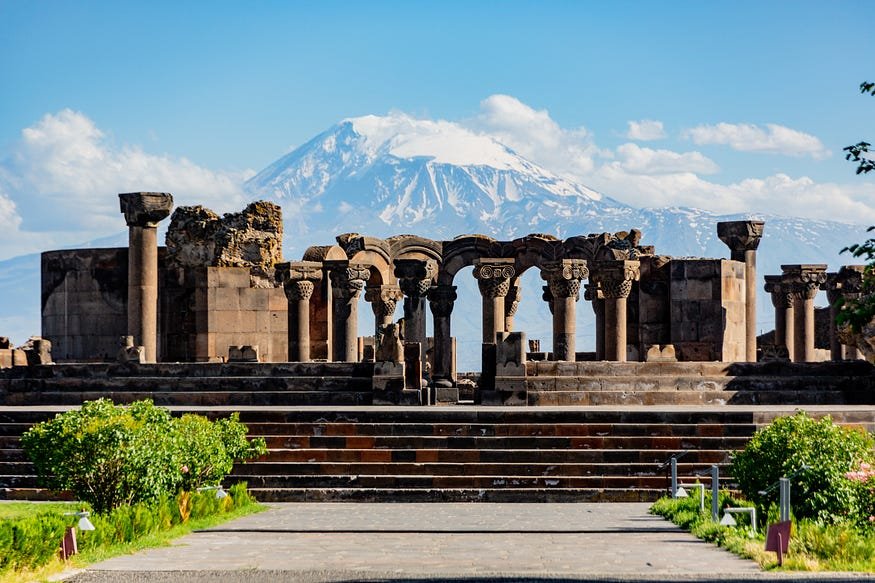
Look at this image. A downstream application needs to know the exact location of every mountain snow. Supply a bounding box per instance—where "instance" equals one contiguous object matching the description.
[0,114,866,370]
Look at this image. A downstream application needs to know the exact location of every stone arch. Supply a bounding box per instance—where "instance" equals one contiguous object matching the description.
[301,244,347,262]
[336,233,394,286]
[438,235,499,285]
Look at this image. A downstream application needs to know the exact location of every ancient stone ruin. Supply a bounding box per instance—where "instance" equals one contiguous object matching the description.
[30,192,874,406]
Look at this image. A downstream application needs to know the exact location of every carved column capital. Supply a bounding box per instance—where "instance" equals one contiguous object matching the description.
[327,262,370,300]
[764,275,793,309]
[427,284,458,318]
[119,192,174,227]
[474,259,515,298]
[277,261,323,301]
[833,265,866,301]
[541,259,588,300]
[393,258,438,298]
[717,220,765,257]
[781,264,828,301]
[590,260,640,299]
[505,279,522,317]
[365,285,404,321]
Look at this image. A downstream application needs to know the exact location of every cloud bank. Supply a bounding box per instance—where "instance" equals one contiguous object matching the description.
[0,109,251,259]
[683,122,829,159]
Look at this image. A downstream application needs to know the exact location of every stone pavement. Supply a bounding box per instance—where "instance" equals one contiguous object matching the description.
[61,503,874,582]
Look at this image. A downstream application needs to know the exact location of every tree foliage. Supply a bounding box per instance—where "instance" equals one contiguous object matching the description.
[21,399,266,513]
[843,81,875,175]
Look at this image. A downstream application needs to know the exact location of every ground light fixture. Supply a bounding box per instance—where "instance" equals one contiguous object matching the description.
[197,484,228,499]
[64,510,95,531]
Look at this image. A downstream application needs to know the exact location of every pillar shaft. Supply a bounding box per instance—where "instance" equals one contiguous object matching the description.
[279,261,323,362]
[591,260,639,363]
[428,285,457,386]
[781,264,827,364]
[542,259,587,362]
[474,259,515,391]
[119,192,173,364]
[717,221,764,362]
[328,263,369,363]
[395,259,437,375]
[765,275,794,361]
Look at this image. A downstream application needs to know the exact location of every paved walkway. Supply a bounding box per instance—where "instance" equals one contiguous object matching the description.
[61,503,874,582]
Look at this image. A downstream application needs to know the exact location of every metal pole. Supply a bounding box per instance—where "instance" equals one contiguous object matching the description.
[711,465,719,522]
[779,477,790,522]
[671,457,678,498]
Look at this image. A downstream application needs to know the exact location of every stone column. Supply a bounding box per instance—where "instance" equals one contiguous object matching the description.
[824,273,843,361]
[504,278,522,332]
[394,259,437,372]
[428,284,457,387]
[717,220,765,362]
[591,260,640,362]
[365,285,403,339]
[833,265,865,360]
[782,264,827,363]
[584,282,605,361]
[474,259,515,389]
[118,192,173,363]
[541,259,588,361]
[278,261,323,362]
[764,275,794,361]
[327,262,370,362]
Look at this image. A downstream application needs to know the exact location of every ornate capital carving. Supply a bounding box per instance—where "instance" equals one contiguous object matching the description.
[717,220,765,255]
[781,264,828,301]
[394,258,438,298]
[365,285,404,321]
[427,284,458,318]
[583,282,603,302]
[763,275,793,309]
[541,259,588,300]
[590,260,640,299]
[277,261,323,302]
[119,192,174,228]
[473,259,515,299]
[833,265,866,301]
[328,262,370,300]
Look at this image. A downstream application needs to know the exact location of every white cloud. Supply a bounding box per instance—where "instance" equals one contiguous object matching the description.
[683,122,829,159]
[615,143,719,175]
[468,94,604,177]
[0,109,252,258]
[626,119,666,141]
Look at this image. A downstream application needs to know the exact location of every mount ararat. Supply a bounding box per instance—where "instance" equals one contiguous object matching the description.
[0,113,865,368]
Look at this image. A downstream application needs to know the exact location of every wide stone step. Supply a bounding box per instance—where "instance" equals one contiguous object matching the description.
[230,473,721,490]
[2,376,373,393]
[243,421,758,438]
[229,461,724,478]
[1,391,373,407]
[527,375,874,392]
[527,390,869,406]
[1,362,376,379]
[246,487,664,503]
[257,435,751,450]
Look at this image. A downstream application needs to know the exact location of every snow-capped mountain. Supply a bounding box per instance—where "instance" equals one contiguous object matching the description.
[247,114,628,242]
[244,114,867,369]
[0,113,866,371]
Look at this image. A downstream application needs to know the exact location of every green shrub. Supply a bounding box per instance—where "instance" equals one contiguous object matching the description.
[21,399,267,513]
[730,412,875,524]
[0,510,69,572]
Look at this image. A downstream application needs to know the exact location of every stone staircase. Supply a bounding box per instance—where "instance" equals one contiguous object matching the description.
[6,406,873,502]
[525,361,875,406]
[0,362,375,407]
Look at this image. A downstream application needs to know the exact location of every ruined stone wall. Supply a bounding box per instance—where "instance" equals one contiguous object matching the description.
[669,259,745,362]
[41,248,131,361]
[161,266,287,362]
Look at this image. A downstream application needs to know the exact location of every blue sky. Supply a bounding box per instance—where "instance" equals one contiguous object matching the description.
[0,1,873,258]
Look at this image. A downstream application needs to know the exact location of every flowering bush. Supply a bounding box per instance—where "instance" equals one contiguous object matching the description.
[730,411,875,524]
[846,461,875,528]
